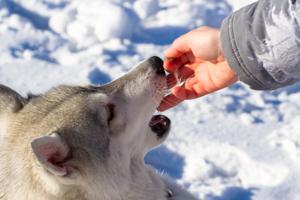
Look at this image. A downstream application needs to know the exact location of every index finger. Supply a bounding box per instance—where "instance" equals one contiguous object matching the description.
[164,52,194,73]
[157,94,183,112]
[164,34,191,59]
[164,35,194,73]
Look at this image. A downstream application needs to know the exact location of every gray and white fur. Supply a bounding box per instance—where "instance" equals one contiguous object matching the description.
[0,57,197,200]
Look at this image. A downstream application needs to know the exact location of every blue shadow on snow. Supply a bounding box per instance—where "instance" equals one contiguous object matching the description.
[132,0,232,45]
[201,0,232,28]
[207,187,256,200]
[145,145,185,180]
[271,82,300,95]
[132,26,189,45]
[10,42,58,64]
[41,0,69,10]
[4,0,49,30]
[88,68,112,85]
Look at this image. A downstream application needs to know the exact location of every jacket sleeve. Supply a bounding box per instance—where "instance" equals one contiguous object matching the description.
[221,0,300,90]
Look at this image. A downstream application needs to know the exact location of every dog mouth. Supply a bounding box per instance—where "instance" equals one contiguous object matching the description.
[149,115,171,138]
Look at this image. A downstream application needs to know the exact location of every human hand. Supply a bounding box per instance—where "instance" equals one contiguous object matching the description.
[158,27,238,111]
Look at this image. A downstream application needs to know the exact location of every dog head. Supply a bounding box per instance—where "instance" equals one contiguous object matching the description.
[0,56,170,198]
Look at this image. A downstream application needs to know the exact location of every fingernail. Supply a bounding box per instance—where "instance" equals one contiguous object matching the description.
[164,57,175,62]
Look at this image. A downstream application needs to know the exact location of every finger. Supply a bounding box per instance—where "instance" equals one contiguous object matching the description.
[166,74,177,89]
[184,76,199,90]
[164,58,184,73]
[184,76,210,98]
[172,86,188,100]
[192,82,210,97]
[164,35,191,59]
[172,86,198,100]
[157,95,183,112]
[166,66,195,88]
[164,52,194,73]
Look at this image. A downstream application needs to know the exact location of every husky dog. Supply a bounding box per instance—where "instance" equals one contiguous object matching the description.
[0,57,196,200]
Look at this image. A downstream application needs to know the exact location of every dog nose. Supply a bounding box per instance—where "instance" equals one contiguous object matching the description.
[148,56,165,76]
[149,115,171,138]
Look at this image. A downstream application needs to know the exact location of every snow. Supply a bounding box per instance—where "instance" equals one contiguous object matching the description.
[50,0,140,47]
[1,0,300,199]
[133,0,159,19]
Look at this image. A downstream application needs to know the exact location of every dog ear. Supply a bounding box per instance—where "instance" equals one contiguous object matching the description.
[0,85,26,115]
[31,133,80,182]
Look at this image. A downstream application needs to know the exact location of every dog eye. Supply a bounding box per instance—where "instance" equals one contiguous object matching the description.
[107,104,115,123]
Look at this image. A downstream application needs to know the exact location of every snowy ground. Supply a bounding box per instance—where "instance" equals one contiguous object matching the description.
[1,0,300,199]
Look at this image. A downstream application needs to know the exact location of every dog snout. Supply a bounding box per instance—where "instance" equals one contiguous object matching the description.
[98,56,166,97]
[147,56,165,76]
